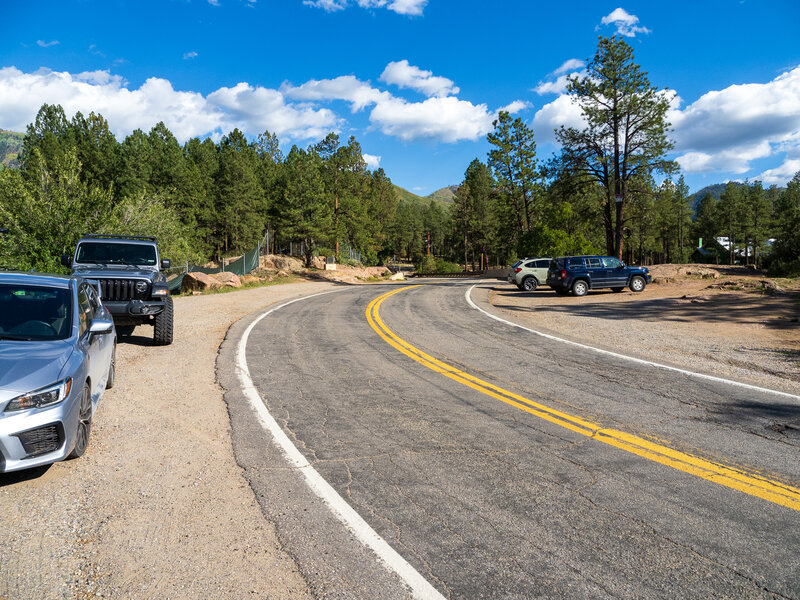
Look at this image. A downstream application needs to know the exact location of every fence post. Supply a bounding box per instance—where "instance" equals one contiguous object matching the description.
[222,257,225,272]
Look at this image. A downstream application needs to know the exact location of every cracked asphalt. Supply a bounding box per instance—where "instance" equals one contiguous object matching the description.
[220,280,800,599]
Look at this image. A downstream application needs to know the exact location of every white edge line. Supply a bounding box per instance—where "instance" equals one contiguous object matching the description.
[466,284,800,401]
[235,289,446,600]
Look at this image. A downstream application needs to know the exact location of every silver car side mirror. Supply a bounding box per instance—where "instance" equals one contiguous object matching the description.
[89,319,114,335]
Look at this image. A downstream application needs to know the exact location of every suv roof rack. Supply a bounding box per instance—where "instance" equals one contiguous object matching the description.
[80,233,157,242]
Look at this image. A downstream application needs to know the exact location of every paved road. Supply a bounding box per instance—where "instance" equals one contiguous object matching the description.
[221,280,800,599]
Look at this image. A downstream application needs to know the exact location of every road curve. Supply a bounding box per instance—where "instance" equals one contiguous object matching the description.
[220,280,800,599]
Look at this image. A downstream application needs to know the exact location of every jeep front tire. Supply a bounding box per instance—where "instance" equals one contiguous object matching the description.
[153,296,174,345]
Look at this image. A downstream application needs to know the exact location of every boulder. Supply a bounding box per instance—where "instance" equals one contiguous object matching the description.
[213,271,242,288]
[390,272,406,281]
[181,271,222,293]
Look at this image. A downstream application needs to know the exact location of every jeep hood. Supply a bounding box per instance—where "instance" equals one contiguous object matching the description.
[73,266,157,279]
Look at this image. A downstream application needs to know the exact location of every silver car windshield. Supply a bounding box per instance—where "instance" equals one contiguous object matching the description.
[0,285,72,340]
[75,242,157,266]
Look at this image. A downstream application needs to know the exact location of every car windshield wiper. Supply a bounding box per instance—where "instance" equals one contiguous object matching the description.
[0,334,34,341]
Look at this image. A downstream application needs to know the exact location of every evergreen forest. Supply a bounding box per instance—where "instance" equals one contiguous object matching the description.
[0,37,798,276]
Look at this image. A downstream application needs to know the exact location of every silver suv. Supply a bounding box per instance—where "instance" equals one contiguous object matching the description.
[61,234,173,345]
[508,257,552,291]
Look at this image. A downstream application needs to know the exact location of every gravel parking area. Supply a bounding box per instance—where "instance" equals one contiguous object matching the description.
[484,271,800,397]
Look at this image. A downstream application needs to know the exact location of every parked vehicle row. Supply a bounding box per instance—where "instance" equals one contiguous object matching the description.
[508,255,651,296]
[1,233,174,474]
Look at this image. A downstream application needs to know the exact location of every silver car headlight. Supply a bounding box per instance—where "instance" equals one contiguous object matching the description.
[4,378,73,413]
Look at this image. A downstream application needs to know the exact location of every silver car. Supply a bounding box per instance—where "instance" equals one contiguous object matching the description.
[0,272,116,473]
[508,257,552,291]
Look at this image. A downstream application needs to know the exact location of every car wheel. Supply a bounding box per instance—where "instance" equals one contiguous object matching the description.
[153,296,174,346]
[522,277,538,291]
[630,276,646,292]
[572,280,588,296]
[611,287,624,293]
[106,344,116,389]
[68,384,92,459]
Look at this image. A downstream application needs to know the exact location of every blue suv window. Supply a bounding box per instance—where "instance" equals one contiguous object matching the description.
[587,257,603,268]
[567,258,585,268]
[603,257,623,268]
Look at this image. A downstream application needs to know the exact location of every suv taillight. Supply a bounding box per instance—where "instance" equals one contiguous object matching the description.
[561,270,567,279]
[514,268,522,273]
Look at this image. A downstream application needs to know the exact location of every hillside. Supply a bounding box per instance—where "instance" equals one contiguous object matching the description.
[689,183,731,213]
[427,185,457,203]
[0,130,24,168]
[392,184,426,204]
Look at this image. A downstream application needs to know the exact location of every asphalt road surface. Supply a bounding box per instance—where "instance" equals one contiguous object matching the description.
[219,280,800,599]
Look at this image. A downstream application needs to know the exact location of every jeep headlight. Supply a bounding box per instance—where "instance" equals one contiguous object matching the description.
[4,378,72,413]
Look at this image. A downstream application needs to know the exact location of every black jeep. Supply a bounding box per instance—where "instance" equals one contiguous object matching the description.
[546,255,651,297]
[61,234,173,345]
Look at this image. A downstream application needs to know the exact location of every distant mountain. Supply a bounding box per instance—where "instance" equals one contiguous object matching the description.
[0,130,24,168]
[392,184,426,204]
[426,185,457,203]
[688,183,731,213]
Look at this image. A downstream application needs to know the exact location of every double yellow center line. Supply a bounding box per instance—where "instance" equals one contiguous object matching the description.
[366,285,800,512]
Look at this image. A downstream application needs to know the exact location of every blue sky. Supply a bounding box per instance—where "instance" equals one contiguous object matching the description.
[2,0,800,195]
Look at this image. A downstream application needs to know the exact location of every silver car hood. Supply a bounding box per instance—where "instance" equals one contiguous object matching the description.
[0,341,74,397]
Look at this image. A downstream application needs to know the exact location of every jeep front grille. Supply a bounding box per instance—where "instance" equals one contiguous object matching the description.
[99,278,150,301]
[15,423,62,457]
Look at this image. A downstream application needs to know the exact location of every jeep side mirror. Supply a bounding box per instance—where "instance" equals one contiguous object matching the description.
[60,254,72,267]
[161,258,171,269]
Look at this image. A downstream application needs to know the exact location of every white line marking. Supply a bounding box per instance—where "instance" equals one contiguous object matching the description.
[236,289,446,600]
[466,284,800,401]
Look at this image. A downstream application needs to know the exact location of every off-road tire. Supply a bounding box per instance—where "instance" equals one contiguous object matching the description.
[522,276,538,292]
[572,280,589,297]
[153,296,174,346]
[68,384,92,459]
[630,276,646,293]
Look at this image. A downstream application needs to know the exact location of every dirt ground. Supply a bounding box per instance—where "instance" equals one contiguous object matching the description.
[0,280,335,600]
[487,264,800,396]
[1,266,798,599]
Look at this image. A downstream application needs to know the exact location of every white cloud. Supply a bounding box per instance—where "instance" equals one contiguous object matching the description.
[534,59,586,95]
[532,94,586,146]
[599,7,651,37]
[208,0,220,5]
[183,51,198,60]
[305,0,426,15]
[380,60,459,97]
[0,66,337,142]
[498,100,530,114]
[362,153,381,169]
[36,40,60,48]
[553,59,585,75]
[756,158,800,185]
[369,95,496,143]
[671,66,800,180]
[282,75,389,112]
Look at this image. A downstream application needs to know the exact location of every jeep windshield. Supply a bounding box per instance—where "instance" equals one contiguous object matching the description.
[75,242,157,266]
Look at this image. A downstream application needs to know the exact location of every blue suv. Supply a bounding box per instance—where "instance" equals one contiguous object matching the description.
[546,256,651,296]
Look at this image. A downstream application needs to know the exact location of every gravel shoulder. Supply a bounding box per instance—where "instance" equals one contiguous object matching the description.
[1,280,334,600]
[484,267,800,397]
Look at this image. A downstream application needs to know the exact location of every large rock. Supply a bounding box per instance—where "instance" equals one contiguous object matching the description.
[181,271,222,293]
[259,254,306,273]
[213,271,242,288]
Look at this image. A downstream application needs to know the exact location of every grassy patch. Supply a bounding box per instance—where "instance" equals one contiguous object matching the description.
[176,274,299,296]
